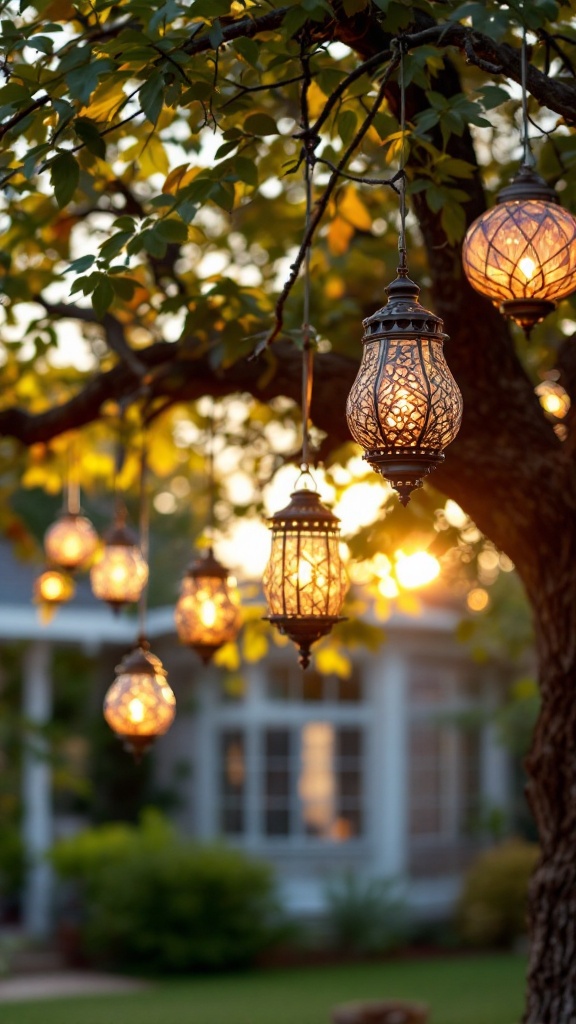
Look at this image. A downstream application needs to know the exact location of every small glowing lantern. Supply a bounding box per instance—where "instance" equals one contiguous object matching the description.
[90,509,148,611]
[462,165,576,334]
[103,640,176,760]
[34,568,75,606]
[44,512,98,571]
[535,379,570,420]
[346,270,462,505]
[175,548,240,663]
[263,485,348,669]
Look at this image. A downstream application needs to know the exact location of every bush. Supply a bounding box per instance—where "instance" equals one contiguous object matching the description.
[324,872,408,954]
[51,810,282,973]
[457,839,539,947]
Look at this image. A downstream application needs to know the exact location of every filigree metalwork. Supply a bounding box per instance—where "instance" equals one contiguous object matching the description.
[90,508,148,611]
[462,166,576,334]
[346,272,462,504]
[104,641,176,760]
[263,487,348,669]
[175,549,240,663]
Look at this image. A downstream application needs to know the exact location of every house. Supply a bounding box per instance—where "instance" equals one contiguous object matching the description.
[0,535,513,942]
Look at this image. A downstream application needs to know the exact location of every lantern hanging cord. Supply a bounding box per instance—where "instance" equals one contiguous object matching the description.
[397,38,408,275]
[521,26,534,167]
[137,436,150,642]
[65,436,80,516]
[206,399,215,547]
[301,146,314,472]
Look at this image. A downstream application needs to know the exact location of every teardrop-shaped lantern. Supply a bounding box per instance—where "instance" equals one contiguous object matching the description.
[346,270,463,505]
[90,508,148,612]
[263,486,348,669]
[174,548,240,663]
[34,567,75,606]
[462,165,576,334]
[103,640,176,760]
[44,512,99,571]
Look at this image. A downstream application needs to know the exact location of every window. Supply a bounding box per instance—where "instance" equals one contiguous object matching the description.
[220,730,245,835]
[266,664,363,703]
[220,723,365,842]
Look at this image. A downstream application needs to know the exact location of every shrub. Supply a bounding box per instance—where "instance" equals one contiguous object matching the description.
[324,872,408,954]
[51,810,282,973]
[457,839,539,947]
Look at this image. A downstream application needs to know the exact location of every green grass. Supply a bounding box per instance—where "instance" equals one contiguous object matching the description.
[1,954,526,1024]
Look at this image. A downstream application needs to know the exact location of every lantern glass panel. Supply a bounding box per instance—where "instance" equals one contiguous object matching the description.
[175,574,240,648]
[263,528,348,618]
[44,513,98,570]
[346,335,462,454]
[463,200,576,307]
[104,661,175,739]
[90,545,148,605]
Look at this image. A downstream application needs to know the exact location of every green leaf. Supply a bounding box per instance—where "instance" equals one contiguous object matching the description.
[244,112,277,136]
[74,117,106,158]
[155,218,188,242]
[235,156,258,186]
[92,276,115,319]
[50,152,80,208]
[99,232,132,261]
[338,109,358,146]
[343,0,368,12]
[139,71,165,125]
[110,276,137,301]
[233,37,259,68]
[208,18,224,49]
[68,254,95,274]
[27,34,53,54]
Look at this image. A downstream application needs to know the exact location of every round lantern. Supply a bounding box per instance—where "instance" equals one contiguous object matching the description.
[174,548,240,663]
[103,640,176,759]
[462,165,576,334]
[44,512,99,571]
[90,512,148,611]
[346,270,462,505]
[263,485,348,668]
[34,567,75,606]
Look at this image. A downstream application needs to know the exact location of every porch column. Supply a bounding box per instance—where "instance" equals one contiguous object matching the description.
[21,639,53,939]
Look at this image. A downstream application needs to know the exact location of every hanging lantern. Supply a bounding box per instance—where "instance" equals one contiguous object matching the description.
[462,165,576,335]
[44,512,99,571]
[174,548,240,663]
[263,484,348,669]
[535,378,570,421]
[90,508,148,611]
[103,640,176,760]
[346,270,463,505]
[34,567,75,606]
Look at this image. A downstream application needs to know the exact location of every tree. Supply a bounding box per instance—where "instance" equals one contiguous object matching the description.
[0,0,574,1019]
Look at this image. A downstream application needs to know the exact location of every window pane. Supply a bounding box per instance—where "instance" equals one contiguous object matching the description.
[267,664,293,701]
[265,809,290,836]
[337,670,362,703]
[220,730,245,835]
[338,727,362,758]
[302,671,325,702]
[263,728,291,836]
[265,728,291,758]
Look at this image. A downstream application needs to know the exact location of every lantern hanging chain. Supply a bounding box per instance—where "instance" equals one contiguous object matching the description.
[113,399,129,524]
[521,26,535,168]
[65,436,80,516]
[299,44,316,476]
[206,398,216,549]
[398,39,408,276]
[137,436,150,643]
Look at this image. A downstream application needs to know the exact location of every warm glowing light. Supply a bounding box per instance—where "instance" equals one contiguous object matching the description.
[44,513,99,571]
[395,551,440,590]
[104,643,176,759]
[91,543,148,608]
[175,549,241,662]
[535,380,571,419]
[34,568,75,605]
[519,256,537,281]
[444,499,468,529]
[467,587,489,612]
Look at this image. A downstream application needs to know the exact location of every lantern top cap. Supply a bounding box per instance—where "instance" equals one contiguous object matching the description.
[497,163,558,204]
[267,488,341,529]
[185,547,230,580]
[362,270,447,341]
[115,639,167,678]
[104,520,138,548]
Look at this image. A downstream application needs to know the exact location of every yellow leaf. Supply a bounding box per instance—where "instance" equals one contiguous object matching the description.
[314,644,352,679]
[242,624,269,663]
[339,187,372,231]
[213,642,240,671]
[124,135,169,177]
[80,78,128,122]
[327,215,354,256]
[325,276,345,300]
[306,80,328,119]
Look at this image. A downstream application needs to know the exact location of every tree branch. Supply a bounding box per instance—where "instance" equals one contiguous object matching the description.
[38,300,149,379]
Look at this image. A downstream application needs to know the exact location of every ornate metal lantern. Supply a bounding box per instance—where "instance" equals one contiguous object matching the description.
[103,640,176,760]
[346,270,463,505]
[263,485,348,669]
[44,512,99,571]
[34,567,75,606]
[90,508,148,611]
[175,548,240,663]
[462,165,576,334]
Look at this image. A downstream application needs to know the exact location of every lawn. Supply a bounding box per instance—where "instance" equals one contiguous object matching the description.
[1,954,525,1024]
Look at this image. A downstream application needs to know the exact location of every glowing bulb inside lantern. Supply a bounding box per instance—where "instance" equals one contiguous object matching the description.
[519,256,537,281]
[43,576,65,601]
[128,698,145,723]
[199,599,217,628]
